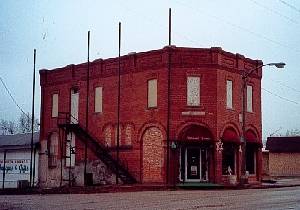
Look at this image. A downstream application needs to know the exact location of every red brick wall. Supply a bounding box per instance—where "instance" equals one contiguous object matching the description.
[269,153,300,176]
[39,46,263,185]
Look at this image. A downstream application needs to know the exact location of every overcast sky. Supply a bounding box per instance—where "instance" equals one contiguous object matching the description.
[0,0,300,141]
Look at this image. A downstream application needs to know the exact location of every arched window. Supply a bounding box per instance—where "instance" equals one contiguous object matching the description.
[221,128,239,175]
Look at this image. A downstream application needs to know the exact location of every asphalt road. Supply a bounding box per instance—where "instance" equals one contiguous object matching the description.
[0,187,300,210]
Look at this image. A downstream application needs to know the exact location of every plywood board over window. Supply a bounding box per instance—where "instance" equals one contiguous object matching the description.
[226,80,233,109]
[148,79,157,108]
[247,85,253,112]
[52,93,58,117]
[95,87,103,113]
[187,76,200,106]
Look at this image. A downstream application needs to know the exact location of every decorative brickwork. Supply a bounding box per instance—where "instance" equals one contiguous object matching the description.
[125,124,133,146]
[104,126,112,147]
[39,46,263,187]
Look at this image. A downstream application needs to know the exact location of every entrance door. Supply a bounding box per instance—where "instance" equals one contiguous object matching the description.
[186,148,200,181]
[184,147,208,182]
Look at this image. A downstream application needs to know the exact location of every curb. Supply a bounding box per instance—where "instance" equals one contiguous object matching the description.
[1,183,300,195]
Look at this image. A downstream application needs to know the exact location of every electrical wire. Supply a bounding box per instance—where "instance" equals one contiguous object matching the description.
[116,0,202,47]
[265,78,300,93]
[0,76,29,117]
[249,0,298,24]
[173,0,300,54]
[278,0,300,14]
[262,87,299,105]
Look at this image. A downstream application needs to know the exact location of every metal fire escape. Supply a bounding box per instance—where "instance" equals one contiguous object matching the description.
[57,112,136,184]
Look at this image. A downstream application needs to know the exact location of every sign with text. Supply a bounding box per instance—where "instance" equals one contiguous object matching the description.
[0,159,30,174]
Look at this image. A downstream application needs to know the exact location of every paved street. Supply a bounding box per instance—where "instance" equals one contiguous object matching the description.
[0,187,300,210]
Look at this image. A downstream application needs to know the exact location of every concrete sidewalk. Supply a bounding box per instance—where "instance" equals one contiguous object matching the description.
[260,177,300,188]
[1,177,300,195]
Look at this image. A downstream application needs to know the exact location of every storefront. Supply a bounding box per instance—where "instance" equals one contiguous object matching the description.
[175,124,214,183]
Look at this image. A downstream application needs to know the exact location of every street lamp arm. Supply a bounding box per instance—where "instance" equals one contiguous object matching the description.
[242,62,285,79]
[242,64,265,79]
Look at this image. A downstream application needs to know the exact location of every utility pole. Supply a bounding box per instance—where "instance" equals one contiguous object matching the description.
[166,8,172,185]
[116,22,121,184]
[240,62,285,185]
[30,49,36,188]
[2,150,7,189]
[84,31,90,186]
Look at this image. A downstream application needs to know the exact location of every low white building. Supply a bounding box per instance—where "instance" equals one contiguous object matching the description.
[0,132,39,188]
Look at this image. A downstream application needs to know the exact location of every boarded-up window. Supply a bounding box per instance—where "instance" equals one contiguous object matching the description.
[187,76,200,106]
[226,80,233,109]
[52,93,58,117]
[94,87,103,113]
[148,79,157,108]
[247,85,253,112]
[48,133,58,167]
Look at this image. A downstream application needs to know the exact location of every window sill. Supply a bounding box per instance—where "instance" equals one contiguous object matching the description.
[147,107,158,110]
[246,111,255,114]
[185,105,205,110]
[93,112,103,115]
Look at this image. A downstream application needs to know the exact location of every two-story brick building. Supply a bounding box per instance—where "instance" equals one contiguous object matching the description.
[38,46,263,188]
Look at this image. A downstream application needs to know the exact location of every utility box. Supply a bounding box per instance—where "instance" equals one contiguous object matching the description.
[17,180,29,189]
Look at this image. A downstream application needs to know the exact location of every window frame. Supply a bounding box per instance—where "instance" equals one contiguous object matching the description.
[147,78,158,109]
[226,80,233,109]
[222,142,236,175]
[187,76,201,107]
[94,86,103,113]
[51,93,59,118]
[246,85,253,112]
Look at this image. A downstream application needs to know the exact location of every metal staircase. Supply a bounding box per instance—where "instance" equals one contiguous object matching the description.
[57,112,136,184]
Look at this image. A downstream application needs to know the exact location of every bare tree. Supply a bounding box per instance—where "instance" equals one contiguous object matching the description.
[0,119,17,135]
[18,112,39,133]
[285,129,300,136]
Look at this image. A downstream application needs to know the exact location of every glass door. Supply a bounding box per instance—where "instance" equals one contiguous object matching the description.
[185,148,200,181]
[184,147,208,182]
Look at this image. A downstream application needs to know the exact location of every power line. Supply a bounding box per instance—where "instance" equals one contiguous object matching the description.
[0,76,29,117]
[116,0,202,47]
[174,0,300,54]
[249,0,298,24]
[265,78,300,93]
[262,87,299,105]
[278,0,300,14]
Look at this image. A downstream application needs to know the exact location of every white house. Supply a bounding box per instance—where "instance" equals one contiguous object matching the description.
[0,132,39,188]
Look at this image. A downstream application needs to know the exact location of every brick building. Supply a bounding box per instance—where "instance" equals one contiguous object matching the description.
[38,46,263,188]
[265,136,300,177]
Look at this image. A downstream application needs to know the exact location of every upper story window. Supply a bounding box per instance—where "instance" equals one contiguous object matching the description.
[226,80,233,109]
[247,85,253,112]
[187,76,200,106]
[94,87,103,113]
[148,79,157,108]
[51,93,58,118]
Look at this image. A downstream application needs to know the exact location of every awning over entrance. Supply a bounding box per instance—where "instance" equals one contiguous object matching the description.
[245,130,261,146]
[221,128,240,144]
[179,125,213,142]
